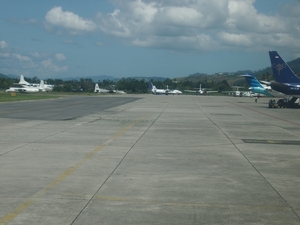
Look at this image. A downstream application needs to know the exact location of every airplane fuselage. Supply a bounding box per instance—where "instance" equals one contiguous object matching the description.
[271,82,300,97]
[152,89,169,95]
[6,87,42,93]
[248,87,275,97]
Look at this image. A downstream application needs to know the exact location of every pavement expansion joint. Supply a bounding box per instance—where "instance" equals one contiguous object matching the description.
[242,139,300,145]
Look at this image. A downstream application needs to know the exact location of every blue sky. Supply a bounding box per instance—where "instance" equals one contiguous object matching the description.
[1,0,300,79]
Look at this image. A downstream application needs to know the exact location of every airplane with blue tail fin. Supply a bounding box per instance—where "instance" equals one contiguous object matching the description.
[241,74,283,97]
[269,51,300,97]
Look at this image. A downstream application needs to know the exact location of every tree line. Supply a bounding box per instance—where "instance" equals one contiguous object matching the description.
[1,72,279,94]
[0,76,237,94]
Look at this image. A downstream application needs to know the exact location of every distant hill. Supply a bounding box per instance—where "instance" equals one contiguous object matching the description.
[255,57,300,77]
[62,75,118,82]
[288,57,300,73]
[177,72,250,86]
[128,76,166,82]
[178,57,300,85]
[7,74,19,79]
[0,73,8,78]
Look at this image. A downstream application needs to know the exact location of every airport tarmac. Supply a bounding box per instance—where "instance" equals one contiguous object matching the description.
[0,94,300,225]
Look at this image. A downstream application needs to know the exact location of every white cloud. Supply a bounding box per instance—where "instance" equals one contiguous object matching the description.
[96,9,132,38]
[133,34,218,51]
[218,32,252,47]
[95,41,104,47]
[0,53,10,58]
[0,43,68,76]
[0,41,8,48]
[13,53,32,62]
[226,0,285,33]
[45,6,97,34]
[42,1,300,53]
[31,52,43,58]
[41,59,68,72]
[55,53,66,61]
[93,1,242,51]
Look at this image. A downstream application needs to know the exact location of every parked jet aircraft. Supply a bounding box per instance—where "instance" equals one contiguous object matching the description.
[17,75,54,91]
[6,80,46,93]
[185,84,218,95]
[269,51,300,98]
[241,74,284,97]
[149,82,181,95]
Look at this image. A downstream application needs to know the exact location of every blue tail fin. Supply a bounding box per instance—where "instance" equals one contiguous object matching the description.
[242,74,264,88]
[148,82,153,90]
[269,51,300,84]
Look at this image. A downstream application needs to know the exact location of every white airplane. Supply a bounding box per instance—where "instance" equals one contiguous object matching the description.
[18,74,31,86]
[184,84,218,95]
[6,80,46,93]
[168,89,182,95]
[222,86,243,96]
[149,82,181,95]
[18,75,54,91]
[235,87,241,96]
[115,90,127,94]
[94,83,110,93]
[94,83,126,94]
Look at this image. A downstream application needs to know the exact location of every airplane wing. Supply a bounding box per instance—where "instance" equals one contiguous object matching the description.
[260,80,271,85]
[169,90,182,94]
[184,90,197,93]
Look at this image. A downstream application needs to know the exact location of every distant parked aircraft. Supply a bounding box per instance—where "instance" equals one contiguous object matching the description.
[94,83,110,93]
[222,86,243,96]
[17,75,53,92]
[6,80,46,93]
[241,74,283,97]
[94,83,126,94]
[149,82,181,95]
[185,84,218,95]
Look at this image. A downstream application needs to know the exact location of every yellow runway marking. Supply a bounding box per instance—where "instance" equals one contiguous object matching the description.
[0,113,149,225]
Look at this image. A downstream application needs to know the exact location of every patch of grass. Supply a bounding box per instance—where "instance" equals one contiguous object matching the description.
[0,91,66,102]
[0,90,123,102]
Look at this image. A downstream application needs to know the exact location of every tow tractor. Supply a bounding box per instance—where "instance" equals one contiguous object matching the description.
[277,97,299,108]
[268,99,278,108]
[269,97,300,108]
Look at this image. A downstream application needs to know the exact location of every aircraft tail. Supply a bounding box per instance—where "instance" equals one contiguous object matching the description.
[148,82,157,94]
[242,74,264,88]
[148,82,153,90]
[19,75,30,85]
[94,83,100,92]
[269,51,300,83]
[149,82,157,90]
[39,80,45,91]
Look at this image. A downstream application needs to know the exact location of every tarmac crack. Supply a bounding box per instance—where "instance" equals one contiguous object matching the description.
[70,98,174,225]
[191,97,300,221]
[0,113,148,225]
